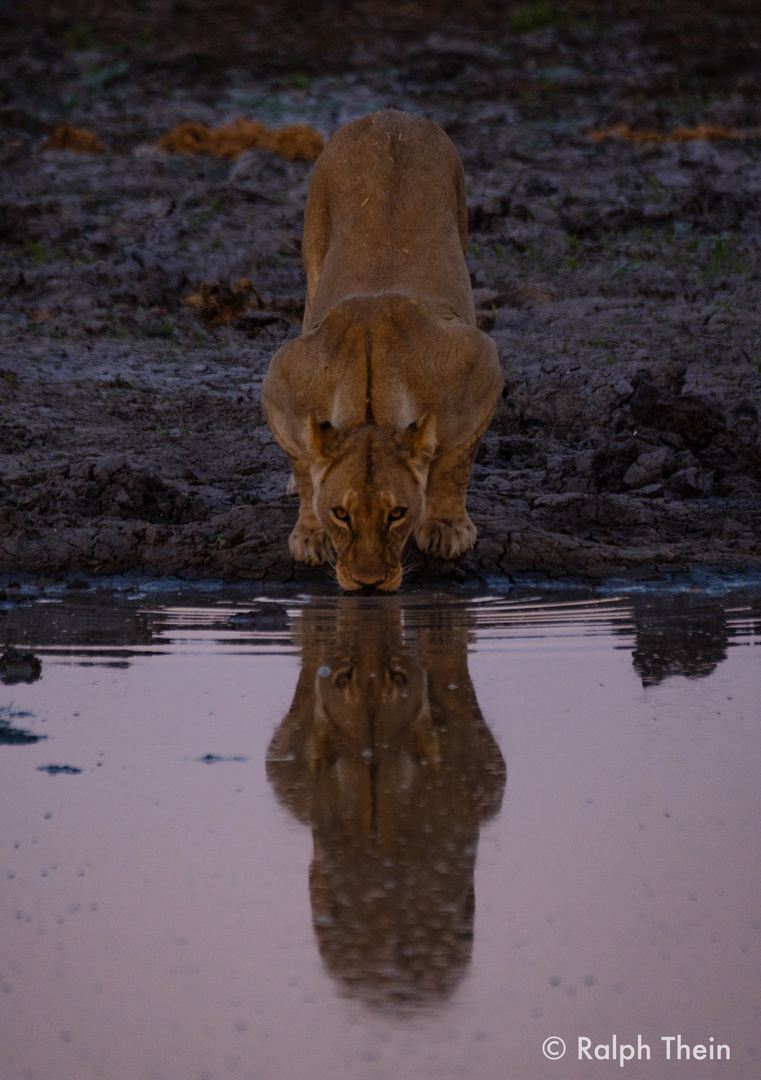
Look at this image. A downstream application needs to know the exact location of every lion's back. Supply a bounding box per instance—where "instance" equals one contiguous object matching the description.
[303,110,471,326]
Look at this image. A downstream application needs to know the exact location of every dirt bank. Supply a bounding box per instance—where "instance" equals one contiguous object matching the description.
[1,1,760,585]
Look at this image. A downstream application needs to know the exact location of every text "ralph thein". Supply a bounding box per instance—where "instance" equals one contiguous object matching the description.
[578,1034,730,1066]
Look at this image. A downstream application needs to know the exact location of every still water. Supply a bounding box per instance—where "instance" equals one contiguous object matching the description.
[1,586,759,1080]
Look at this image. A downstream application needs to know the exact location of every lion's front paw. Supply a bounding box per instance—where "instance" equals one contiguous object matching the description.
[415,516,476,560]
[289,523,332,566]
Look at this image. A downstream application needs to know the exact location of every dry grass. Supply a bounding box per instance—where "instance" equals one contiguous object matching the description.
[588,122,760,144]
[158,117,324,160]
[40,118,324,161]
[184,278,262,327]
[42,123,107,152]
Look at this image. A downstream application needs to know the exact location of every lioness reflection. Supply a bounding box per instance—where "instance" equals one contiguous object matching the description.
[266,599,506,1007]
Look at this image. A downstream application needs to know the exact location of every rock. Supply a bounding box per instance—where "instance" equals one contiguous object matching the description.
[665,467,714,498]
[622,446,672,489]
[517,284,557,305]
[626,375,725,452]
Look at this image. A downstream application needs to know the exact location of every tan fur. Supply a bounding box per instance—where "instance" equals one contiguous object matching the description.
[262,110,502,590]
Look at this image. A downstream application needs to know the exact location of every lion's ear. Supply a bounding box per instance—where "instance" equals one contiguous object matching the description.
[305,412,342,462]
[401,414,437,475]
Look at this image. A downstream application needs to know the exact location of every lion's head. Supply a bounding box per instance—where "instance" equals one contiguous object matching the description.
[307,415,436,591]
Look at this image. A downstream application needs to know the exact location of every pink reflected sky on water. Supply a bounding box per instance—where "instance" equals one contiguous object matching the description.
[0,594,759,1080]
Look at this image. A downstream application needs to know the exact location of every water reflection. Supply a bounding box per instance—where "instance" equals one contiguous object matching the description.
[266,598,506,1008]
[0,646,42,684]
[627,593,729,686]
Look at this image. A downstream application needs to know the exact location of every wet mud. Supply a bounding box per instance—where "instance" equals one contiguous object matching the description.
[1,1,760,585]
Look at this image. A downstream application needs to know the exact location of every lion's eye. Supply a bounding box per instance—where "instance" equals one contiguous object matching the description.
[389,667,407,686]
[334,667,353,687]
[331,506,349,523]
[388,506,407,523]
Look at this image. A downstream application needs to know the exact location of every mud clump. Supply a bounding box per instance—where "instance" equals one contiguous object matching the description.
[2,459,209,529]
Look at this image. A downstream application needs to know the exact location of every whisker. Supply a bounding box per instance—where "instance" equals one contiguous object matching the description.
[401,551,416,574]
[320,549,338,584]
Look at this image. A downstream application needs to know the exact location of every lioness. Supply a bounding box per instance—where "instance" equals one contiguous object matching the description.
[262,109,502,591]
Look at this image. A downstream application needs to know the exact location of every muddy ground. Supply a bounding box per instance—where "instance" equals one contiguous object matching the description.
[1,0,760,587]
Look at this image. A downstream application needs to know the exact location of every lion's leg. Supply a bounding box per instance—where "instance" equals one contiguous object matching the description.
[414,441,479,560]
[287,464,332,566]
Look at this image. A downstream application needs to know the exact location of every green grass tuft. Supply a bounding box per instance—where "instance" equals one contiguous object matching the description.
[511,1,569,34]
[702,236,743,280]
[145,317,174,339]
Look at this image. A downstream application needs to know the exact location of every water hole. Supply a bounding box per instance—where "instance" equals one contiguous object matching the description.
[1,584,759,1079]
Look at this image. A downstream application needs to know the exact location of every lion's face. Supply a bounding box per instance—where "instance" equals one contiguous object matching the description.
[309,419,435,591]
